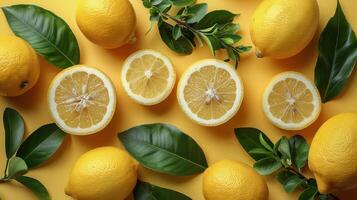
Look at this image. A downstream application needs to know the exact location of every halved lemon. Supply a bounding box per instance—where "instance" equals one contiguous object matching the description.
[177,59,244,126]
[262,71,321,130]
[121,50,176,105]
[48,65,116,135]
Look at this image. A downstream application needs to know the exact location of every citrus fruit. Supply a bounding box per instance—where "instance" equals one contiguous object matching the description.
[0,35,40,97]
[202,160,269,200]
[250,0,319,59]
[76,0,136,49]
[177,59,244,126]
[121,50,176,105]
[262,72,321,130]
[65,147,138,200]
[309,113,357,194]
[48,65,116,135]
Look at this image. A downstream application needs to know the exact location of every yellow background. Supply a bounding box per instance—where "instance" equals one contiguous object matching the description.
[0,0,356,199]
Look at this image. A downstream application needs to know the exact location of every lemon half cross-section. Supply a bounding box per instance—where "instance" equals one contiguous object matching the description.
[48,65,116,135]
[121,50,176,105]
[262,72,321,130]
[177,59,244,126]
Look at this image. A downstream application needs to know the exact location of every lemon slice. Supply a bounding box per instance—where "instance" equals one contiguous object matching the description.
[262,71,321,130]
[121,50,176,105]
[48,65,116,135]
[177,59,244,126]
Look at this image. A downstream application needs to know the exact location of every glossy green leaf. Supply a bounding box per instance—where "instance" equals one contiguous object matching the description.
[195,10,236,29]
[314,1,357,102]
[185,3,208,24]
[234,128,274,161]
[276,170,304,193]
[253,157,282,175]
[289,135,309,169]
[299,187,318,200]
[118,123,208,176]
[16,176,50,200]
[172,25,183,40]
[2,5,80,68]
[158,21,193,55]
[7,157,28,179]
[3,108,25,159]
[277,137,291,161]
[171,0,195,7]
[16,123,66,169]
[134,180,192,200]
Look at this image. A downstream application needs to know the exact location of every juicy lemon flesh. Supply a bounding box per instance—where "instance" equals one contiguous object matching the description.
[55,71,109,129]
[183,65,237,120]
[126,54,169,99]
[268,78,314,123]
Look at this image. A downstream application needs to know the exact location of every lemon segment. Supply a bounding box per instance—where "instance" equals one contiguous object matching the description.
[121,50,176,105]
[262,72,321,130]
[177,59,244,126]
[48,65,116,135]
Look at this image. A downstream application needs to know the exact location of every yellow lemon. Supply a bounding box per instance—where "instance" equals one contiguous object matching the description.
[0,35,40,96]
[48,65,116,135]
[309,113,357,194]
[76,0,136,49]
[202,160,269,200]
[250,0,319,59]
[65,147,138,200]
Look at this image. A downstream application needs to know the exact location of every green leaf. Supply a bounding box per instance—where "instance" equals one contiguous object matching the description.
[200,34,222,55]
[195,10,237,29]
[248,148,275,157]
[289,135,309,169]
[259,132,274,152]
[15,176,50,200]
[158,21,193,55]
[277,137,291,161]
[318,194,339,200]
[171,0,195,7]
[118,123,208,176]
[16,124,66,169]
[314,1,357,102]
[276,170,304,193]
[3,108,25,159]
[172,25,183,40]
[185,3,208,24]
[253,157,282,175]
[220,23,240,34]
[7,157,28,179]
[134,180,192,200]
[2,5,80,68]
[299,187,318,200]
[234,128,274,161]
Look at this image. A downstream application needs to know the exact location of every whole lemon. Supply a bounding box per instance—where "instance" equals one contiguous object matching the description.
[0,35,40,96]
[250,0,319,59]
[76,0,136,49]
[65,147,138,200]
[309,113,357,194]
[202,160,269,200]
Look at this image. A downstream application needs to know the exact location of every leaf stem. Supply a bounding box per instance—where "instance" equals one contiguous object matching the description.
[3,158,9,178]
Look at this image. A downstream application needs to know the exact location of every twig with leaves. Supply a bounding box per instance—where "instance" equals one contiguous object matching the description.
[1,108,66,200]
[143,0,251,68]
[235,128,339,200]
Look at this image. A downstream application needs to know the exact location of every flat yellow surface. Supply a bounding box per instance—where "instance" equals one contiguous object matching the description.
[0,0,356,199]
